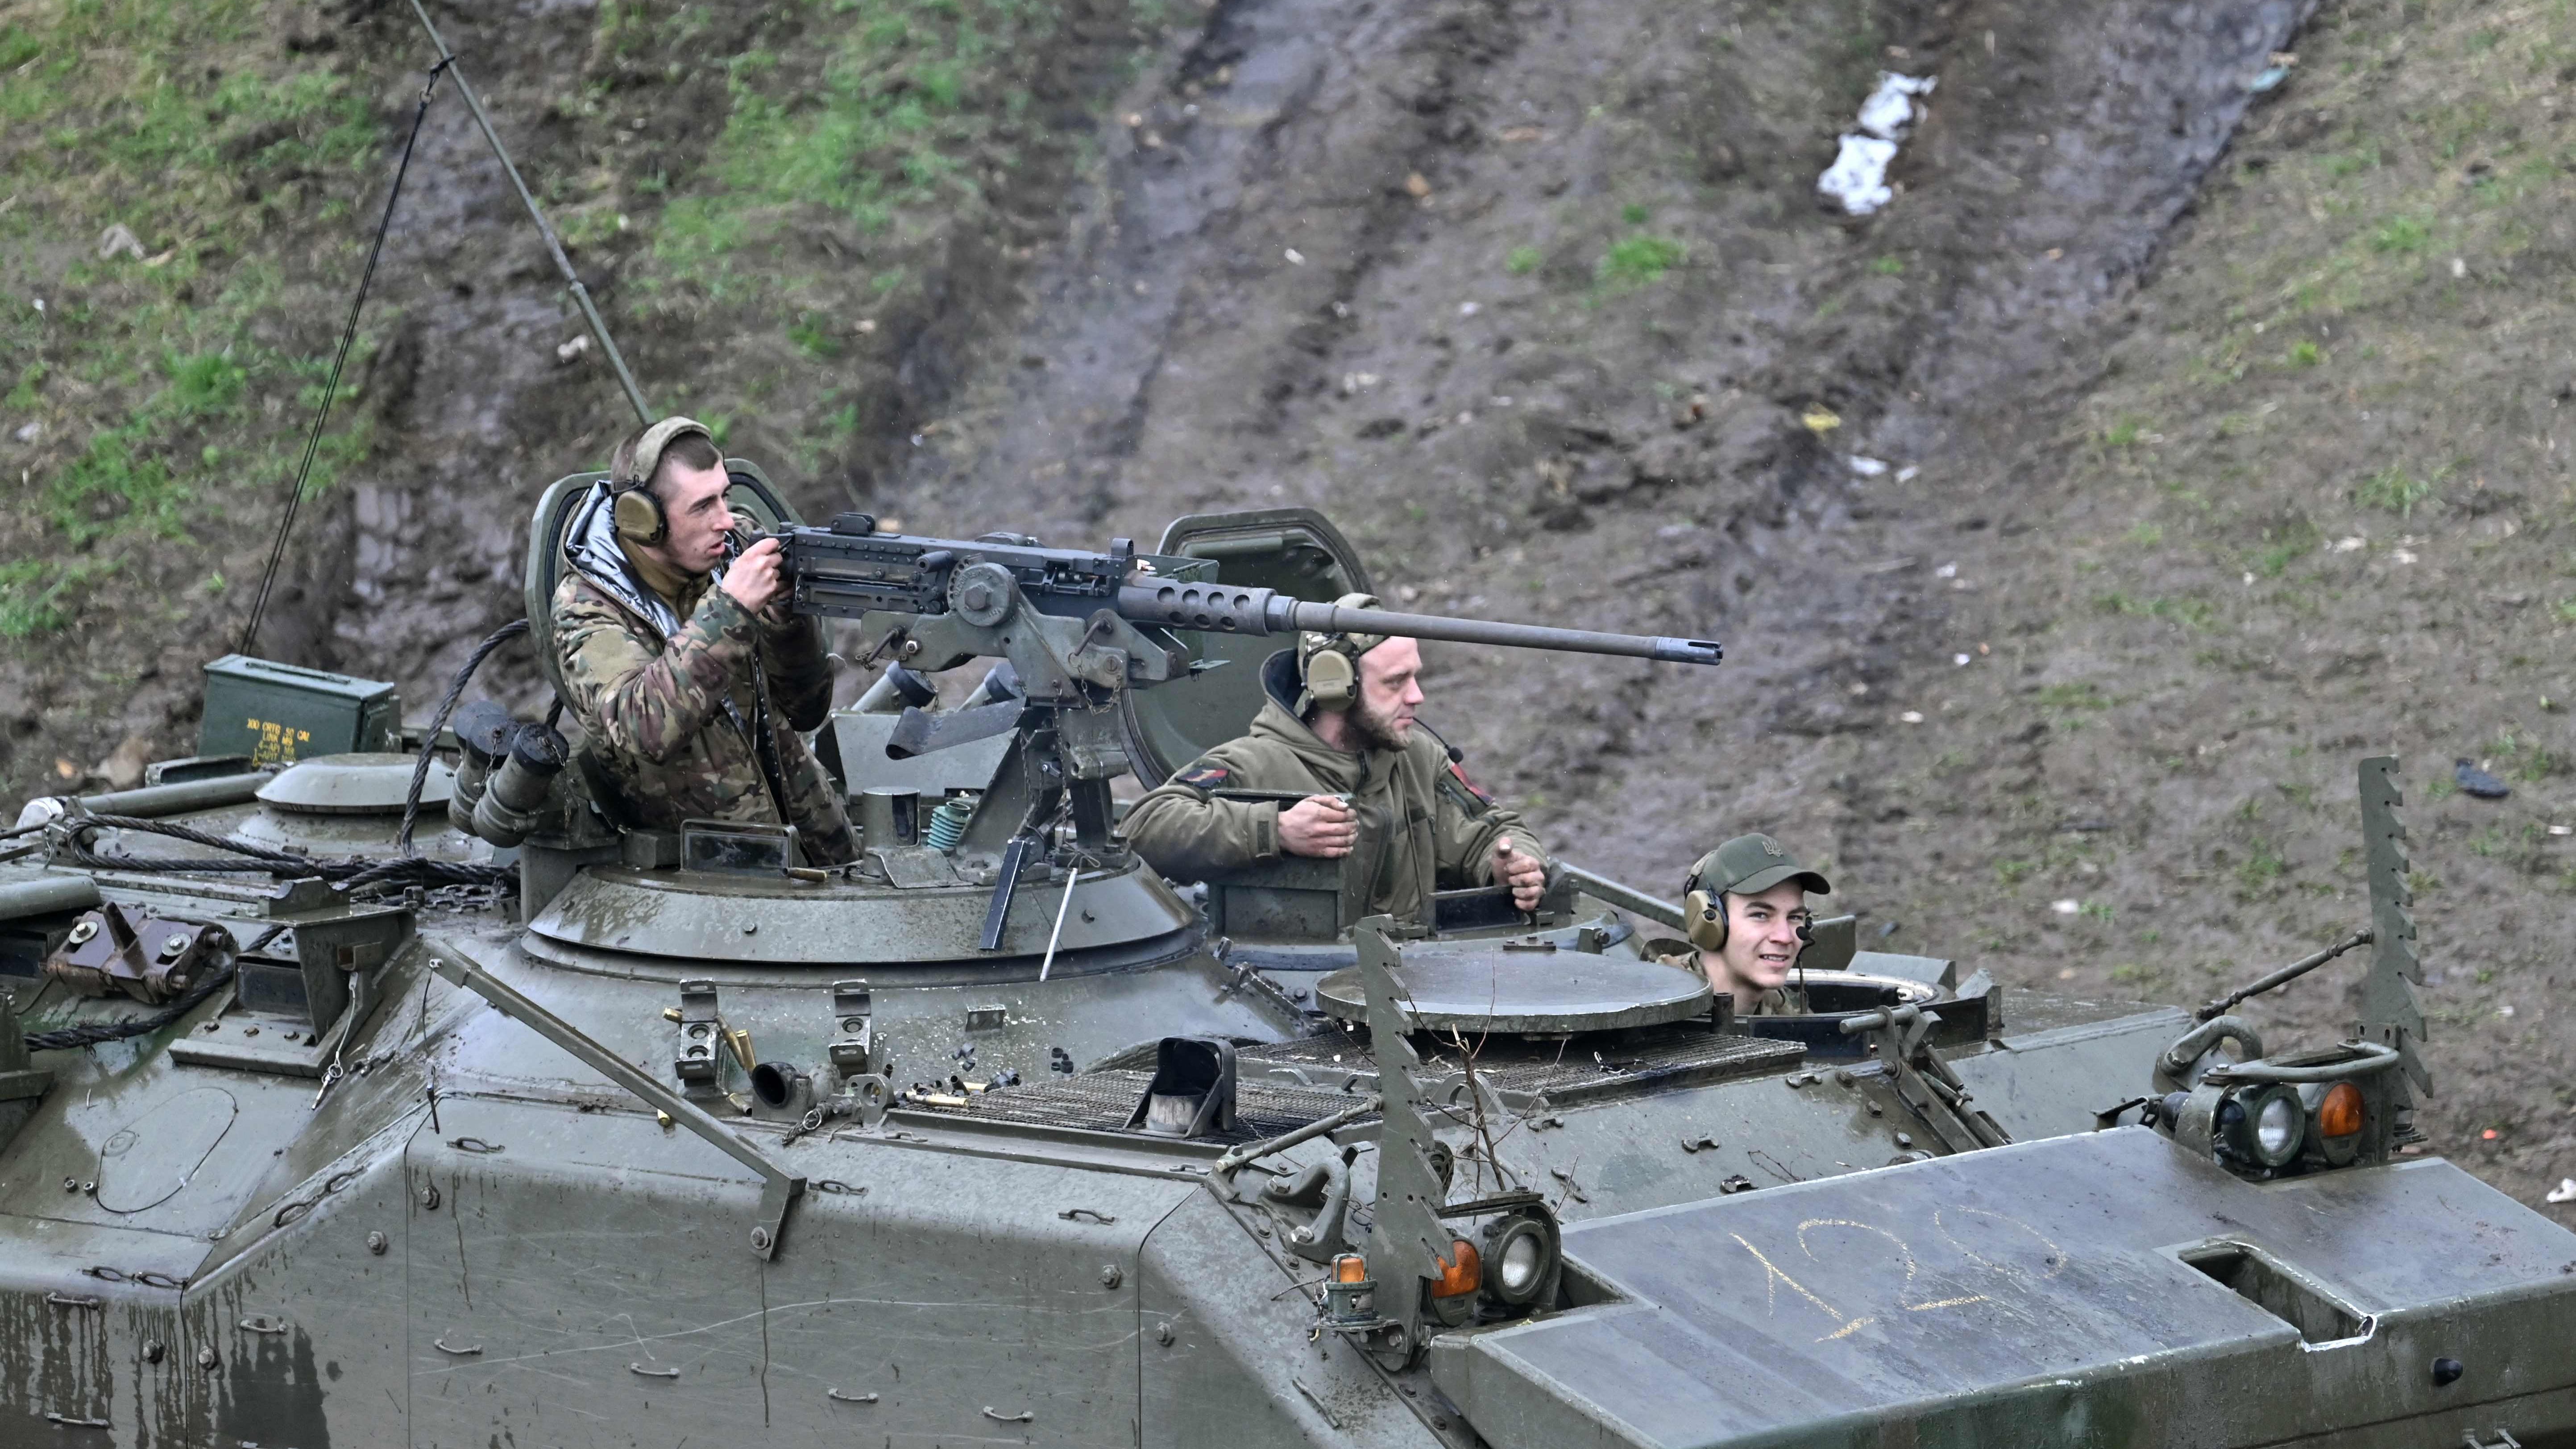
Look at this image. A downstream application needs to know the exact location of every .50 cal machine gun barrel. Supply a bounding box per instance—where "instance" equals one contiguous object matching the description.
[1113,582,1722,666]
[759,513,1722,670]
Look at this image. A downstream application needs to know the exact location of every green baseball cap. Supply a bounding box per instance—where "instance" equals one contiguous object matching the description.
[1684,833,1832,899]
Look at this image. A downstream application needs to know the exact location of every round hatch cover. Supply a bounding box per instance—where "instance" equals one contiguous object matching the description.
[96,1086,237,1213]
[1314,951,1712,1034]
[256,753,452,815]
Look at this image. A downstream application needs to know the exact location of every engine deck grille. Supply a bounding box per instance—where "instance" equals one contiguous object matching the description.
[901,1021,1804,1141]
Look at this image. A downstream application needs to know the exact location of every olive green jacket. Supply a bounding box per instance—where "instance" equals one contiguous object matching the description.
[1123,654,1543,924]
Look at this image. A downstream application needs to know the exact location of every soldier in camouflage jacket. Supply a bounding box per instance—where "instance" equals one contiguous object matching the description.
[549,421,857,865]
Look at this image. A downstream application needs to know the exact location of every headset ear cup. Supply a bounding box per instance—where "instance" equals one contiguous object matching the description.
[1683,889,1728,954]
[1307,648,1356,711]
[612,486,669,546]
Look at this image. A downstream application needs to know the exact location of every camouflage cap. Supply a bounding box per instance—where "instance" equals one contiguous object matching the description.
[1684,833,1832,899]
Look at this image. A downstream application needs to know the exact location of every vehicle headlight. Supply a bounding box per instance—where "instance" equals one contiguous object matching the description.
[2237,1085,2304,1168]
[1482,1217,1553,1305]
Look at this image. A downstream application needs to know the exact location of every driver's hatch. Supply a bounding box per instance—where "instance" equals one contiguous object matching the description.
[1120,509,1373,784]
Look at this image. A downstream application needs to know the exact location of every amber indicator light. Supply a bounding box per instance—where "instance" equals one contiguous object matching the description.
[1332,1254,1369,1284]
[2318,1082,2365,1139]
[1435,1239,1481,1298]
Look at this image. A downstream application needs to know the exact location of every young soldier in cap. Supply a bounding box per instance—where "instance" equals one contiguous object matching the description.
[550,417,857,864]
[1123,594,1547,925]
[1653,834,1832,1015]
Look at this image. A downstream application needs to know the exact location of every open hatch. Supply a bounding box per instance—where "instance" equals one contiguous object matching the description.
[1118,508,1373,786]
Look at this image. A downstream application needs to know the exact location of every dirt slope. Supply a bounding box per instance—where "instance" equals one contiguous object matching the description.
[4,0,2568,1216]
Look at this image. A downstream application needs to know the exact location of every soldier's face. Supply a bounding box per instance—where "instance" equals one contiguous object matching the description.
[1717,883,1813,994]
[1353,638,1425,746]
[653,460,738,575]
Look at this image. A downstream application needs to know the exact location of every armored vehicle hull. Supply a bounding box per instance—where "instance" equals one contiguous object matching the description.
[0,505,2568,1448]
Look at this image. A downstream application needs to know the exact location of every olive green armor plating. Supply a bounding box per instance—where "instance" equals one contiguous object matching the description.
[0,501,2567,1449]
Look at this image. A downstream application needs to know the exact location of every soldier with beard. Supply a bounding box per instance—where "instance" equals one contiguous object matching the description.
[1122,594,1547,926]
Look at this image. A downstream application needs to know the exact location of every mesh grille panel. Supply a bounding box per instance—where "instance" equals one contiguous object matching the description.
[902,1068,1374,1145]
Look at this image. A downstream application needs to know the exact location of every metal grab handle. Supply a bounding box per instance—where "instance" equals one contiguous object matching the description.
[45,1293,102,1310]
[630,1363,680,1379]
[1557,864,1684,930]
[429,952,804,1261]
[433,1336,483,1356]
[983,1407,1035,1423]
[1837,1004,1924,1035]
[828,1389,879,1404]
[2159,1015,2266,1080]
[2202,1040,2403,1086]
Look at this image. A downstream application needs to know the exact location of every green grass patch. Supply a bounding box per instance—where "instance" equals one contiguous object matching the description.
[0,560,112,639]
[2357,465,2437,515]
[2236,837,2288,893]
[0,0,387,638]
[2248,517,2320,576]
[638,0,1070,303]
[1598,235,1686,287]
[2095,592,2219,629]
[2369,214,2431,253]
[2286,339,2323,367]
[788,312,842,359]
[1869,255,1906,276]
[1506,244,1541,275]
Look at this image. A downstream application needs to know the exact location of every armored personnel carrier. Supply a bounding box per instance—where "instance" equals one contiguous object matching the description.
[2,480,2570,1449]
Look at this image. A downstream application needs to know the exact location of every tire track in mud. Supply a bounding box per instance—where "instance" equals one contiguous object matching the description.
[882,0,2316,903]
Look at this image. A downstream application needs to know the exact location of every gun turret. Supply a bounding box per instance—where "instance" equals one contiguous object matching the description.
[766,513,1721,861]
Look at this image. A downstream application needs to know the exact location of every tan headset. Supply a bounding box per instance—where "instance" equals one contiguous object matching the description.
[1682,886,1731,953]
[1304,647,1359,710]
[1296,592,1388,712]
[606,416,716,547]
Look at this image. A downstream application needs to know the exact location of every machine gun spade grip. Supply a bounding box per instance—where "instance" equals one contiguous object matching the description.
[1115,584,1722,666]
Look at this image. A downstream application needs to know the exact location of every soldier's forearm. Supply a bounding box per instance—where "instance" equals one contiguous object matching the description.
[1122,795,1279,880]
[759,618,835,733]
[593,596,756,762]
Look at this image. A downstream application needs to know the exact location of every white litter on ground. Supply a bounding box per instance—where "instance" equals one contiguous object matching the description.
[1819,74,1936,216]
[2051,898,2082,915]
[2547,1177,2576,1205]
[1855,74,1936,140]
[1849,455,1889,477]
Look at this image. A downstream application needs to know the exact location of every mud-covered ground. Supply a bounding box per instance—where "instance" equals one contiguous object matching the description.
[5,0,2569,1216]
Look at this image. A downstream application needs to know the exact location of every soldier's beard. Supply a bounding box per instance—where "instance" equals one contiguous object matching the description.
[1346,697,1411,753]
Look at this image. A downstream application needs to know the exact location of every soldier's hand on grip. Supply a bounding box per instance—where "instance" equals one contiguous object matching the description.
[721,536,789,617]
[1494,836,1545,911]
[1279,795,1358,858]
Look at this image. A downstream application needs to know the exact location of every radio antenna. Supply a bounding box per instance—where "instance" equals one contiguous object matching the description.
[404,0,655,426]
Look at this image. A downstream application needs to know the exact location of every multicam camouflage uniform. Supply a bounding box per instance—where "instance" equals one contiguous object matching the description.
[551,484,857,864]
[1123,651,1543,925]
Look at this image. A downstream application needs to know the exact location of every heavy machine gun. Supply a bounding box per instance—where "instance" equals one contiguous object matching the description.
[763,511,1721,867]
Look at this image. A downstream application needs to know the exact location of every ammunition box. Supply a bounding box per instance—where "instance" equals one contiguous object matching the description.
[198,654,401,766]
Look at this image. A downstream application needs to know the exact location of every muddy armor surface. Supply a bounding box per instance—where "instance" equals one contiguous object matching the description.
[551,484,855,862]
[1124,651,1542,922]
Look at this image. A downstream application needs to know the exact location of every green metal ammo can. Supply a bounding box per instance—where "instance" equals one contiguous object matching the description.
[197,655,402,766]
